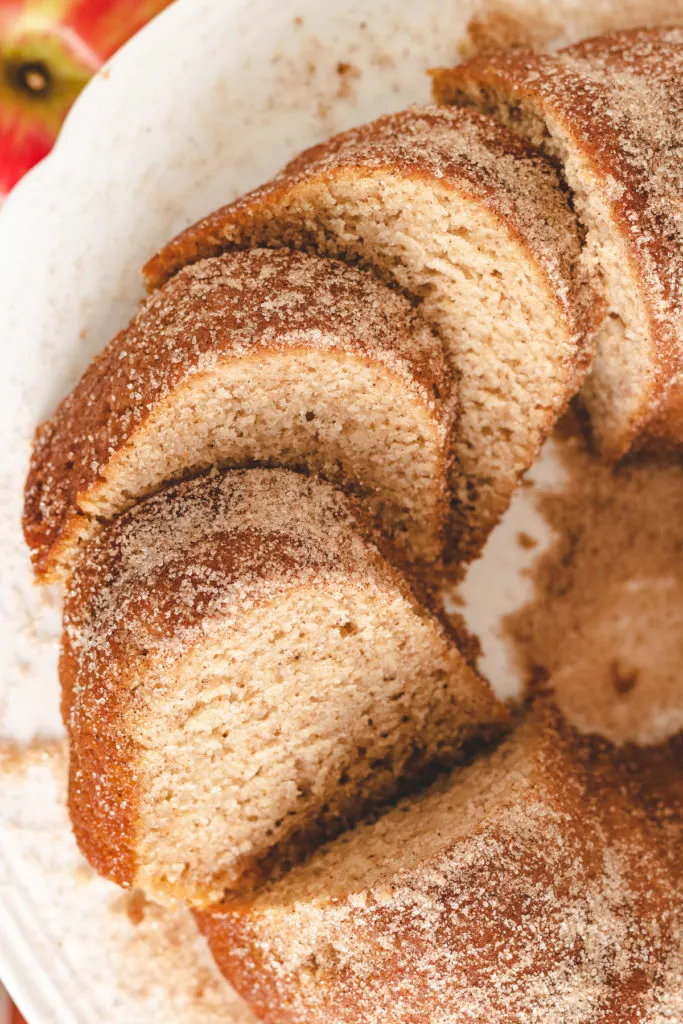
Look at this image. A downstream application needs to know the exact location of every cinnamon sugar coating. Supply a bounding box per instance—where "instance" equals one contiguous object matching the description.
[62,468,504,904]
[198,708,681,1024]
[433,26,683,456]
[24,248,452,581]
[144,106,592,338]
[143,105,598,557]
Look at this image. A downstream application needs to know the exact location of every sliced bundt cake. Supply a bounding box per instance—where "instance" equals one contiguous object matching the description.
[144,105,599,558]
[197,707,677,1024]
[433,26,683,457]
[24,249,454,581]
[61,468,505,907]
[621,731,683,881]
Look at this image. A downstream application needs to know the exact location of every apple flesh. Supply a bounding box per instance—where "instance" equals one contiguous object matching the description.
[0,0,173,198]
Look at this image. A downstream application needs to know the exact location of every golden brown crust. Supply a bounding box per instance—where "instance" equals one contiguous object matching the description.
[143,106,595,354]
[24,248,451,582]
[60,628,137,888]
[197,708,679,1024]
[642,379,683,449]
[432,26,683,455]
[61,469,388,891]
[62,468,504,896]
[141,104,599,562]
[140,105,600,565]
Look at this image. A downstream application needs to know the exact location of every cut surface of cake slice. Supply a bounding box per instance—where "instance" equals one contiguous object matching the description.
[61,468,505,907]
[198,707,677,1024]
[144,105,599,558]
[24,248,453,581]
[433,26,683,458]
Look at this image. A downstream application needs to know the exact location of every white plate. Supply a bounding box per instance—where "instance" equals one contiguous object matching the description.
[0,0,672,1019]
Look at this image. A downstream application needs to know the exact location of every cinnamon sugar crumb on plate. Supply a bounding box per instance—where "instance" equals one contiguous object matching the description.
[506,420,683,744]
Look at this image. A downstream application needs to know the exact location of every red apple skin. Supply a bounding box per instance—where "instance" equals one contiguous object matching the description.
[0,6,174,1015]
[0,0,174,199]
[10,1001,27,1024]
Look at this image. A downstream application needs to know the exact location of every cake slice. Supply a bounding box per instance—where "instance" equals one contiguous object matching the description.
[197,707,676,1024]
[433,26,683,458]
[144,105,599,558]
[61,468,505,907]
[24,248,453,582]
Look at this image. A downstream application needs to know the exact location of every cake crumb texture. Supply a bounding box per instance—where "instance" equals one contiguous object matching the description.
[198,707,683,1023]
[23,248,452,580]
[62,468,503,906]
[143,104,597,559]
[433,27,683,457]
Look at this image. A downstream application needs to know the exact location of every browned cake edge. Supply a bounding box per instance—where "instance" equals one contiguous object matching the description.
[24,248,452,582]
[431,26,683,455]
[140,105,601,562]
[62,468,506,899]
[194,706,678,1024]
[142,107,598,358]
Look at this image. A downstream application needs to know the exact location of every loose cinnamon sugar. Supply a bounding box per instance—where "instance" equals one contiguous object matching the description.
[108,892,257,1021]
[459,4,562,57]
[458,0,683,58]
[506,417,683,744]
[122,888,149,926]
[0,736,66,777]
[199,708,683,1023]
[516,530,538,550]
[335,61,361,102]
[0,739,256,1023]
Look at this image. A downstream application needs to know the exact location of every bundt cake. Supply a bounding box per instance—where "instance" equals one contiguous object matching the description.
[61,468,505,907]
[621,731,683,882]
[143,105,599,558]
[614,732,683,1018]
[197,707,678,1024]
[432,26,683,457]
[24,248,454,582]
[23,28,683,1021]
